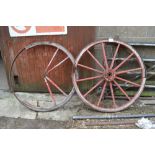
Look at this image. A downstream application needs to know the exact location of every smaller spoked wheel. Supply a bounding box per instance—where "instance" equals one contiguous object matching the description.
[72,39,146,112]
[9,42,75,112]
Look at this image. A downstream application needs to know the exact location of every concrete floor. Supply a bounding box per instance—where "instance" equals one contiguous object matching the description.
[0,117,69,129]
[0,89,155,128]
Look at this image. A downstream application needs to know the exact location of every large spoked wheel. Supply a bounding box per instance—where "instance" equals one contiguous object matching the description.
[9,42,75,112]
[73,39,146,112]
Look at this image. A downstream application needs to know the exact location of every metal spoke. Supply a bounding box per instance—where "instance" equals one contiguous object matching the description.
[115,76,140,87]
[113,53,134,71]
[77,64,103,74]
[116,67,142,75]
[87,50,105,71]
[77,75,103,82]
[83,79,104,97]
[97,81,107,106]
[47,57,69,74]
[110,44,120,69]
[109,82,117,108]
[46,76,67,96]
[44,48,59,73]
[101,43,109,69]
[113,80,131,100]
[44,78,56,104]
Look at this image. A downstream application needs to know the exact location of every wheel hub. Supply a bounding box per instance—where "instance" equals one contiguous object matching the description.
[104,70,115,81]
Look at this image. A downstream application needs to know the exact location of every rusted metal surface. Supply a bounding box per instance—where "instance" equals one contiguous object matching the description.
[85,120,136,126]
[72,39,146,112]
[9,42,75,112]
[0,26,95,92]
[73,114,155,120]
[129,42,155,47]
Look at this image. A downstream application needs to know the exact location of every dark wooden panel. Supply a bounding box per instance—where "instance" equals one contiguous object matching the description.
[0,26,95,92]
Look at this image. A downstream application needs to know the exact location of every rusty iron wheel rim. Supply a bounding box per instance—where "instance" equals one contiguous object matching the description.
[9,41,75,112]
[72,39,146,112]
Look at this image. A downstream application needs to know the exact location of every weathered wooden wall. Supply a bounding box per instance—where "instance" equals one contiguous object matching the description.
[0,26,95,92]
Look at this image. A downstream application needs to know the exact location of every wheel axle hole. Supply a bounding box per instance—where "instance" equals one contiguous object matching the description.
[108,73,112,76]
